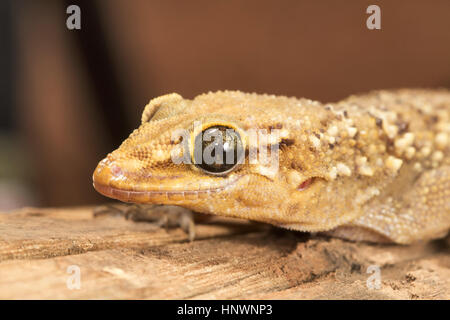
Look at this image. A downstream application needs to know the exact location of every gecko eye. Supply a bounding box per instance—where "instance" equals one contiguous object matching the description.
[193,125,244,175]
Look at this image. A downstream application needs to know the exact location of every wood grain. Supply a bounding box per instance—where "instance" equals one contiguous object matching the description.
[0,206,448,299]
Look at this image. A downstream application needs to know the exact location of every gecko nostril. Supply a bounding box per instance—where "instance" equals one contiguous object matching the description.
[111,165,123,177]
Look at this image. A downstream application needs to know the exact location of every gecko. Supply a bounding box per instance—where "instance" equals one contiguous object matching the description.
[93,89,450,244]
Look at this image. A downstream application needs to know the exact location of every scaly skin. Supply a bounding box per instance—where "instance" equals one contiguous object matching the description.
[93,89,450,244]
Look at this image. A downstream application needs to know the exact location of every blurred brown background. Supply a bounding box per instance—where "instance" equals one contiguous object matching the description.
[1,0,449,210]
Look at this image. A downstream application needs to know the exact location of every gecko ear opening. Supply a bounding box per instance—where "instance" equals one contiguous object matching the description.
[141,93,186,123]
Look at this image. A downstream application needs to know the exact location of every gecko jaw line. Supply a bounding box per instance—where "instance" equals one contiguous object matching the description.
[93,176,241,203]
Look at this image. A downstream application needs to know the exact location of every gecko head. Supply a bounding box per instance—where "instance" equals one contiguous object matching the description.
[94,92,377,230]
[93,92,266,208]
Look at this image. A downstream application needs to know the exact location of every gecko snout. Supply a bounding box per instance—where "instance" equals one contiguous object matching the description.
[92,156,125,196]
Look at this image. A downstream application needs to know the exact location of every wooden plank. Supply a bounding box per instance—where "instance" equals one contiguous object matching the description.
[0,206,448,299]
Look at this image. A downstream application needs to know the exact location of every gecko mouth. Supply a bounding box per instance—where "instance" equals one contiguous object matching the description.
[93,180,238,203]
[92,159,242,203]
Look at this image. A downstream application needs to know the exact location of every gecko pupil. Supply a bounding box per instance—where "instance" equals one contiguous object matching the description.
[194,125,244,175]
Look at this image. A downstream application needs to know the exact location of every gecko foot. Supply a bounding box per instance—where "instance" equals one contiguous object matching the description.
[93,204,196,241]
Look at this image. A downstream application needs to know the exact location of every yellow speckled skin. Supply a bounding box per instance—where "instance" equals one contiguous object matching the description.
[93,89,450,244]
